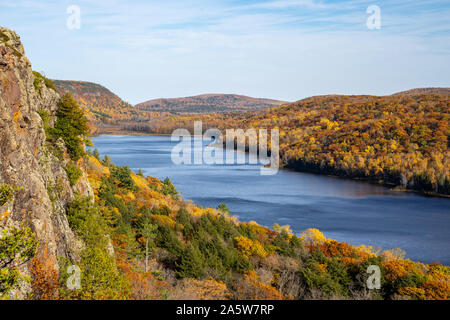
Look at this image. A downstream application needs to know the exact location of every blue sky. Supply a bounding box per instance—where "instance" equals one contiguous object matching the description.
[1,0,449,104]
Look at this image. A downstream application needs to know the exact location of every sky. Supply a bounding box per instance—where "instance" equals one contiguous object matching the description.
[0,0,449,104]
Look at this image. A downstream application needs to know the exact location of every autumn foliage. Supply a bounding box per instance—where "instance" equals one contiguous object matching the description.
[138,92,449,195]
[51,155,448,300]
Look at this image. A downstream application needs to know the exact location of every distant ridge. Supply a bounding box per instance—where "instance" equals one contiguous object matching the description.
[135,94,287,114]
[392,87,450,96]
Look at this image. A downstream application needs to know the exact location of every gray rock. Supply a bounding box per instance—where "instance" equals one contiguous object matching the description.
[0,27,93,299]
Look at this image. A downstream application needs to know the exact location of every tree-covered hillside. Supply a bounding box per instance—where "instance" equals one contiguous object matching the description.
[139,91,450,195]
[53,80,148,127]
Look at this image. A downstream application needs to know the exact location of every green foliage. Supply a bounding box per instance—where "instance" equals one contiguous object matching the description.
[111,166,137,191]
[78,247,130,299]
[299,249,351,297]
[157,205,171,216]
[66,196,110,247]
[0,184,15,206]
[65,161,82,186]
[52,93,89,161]
[175,208,194,238]
[162,177,178,199]
[176,243,206,278]
[141,222,157,244]
[102,155,112,167]
[59,247,130,300]
[63,196,130,299]
[155,224,183,257]
[0,225,38,298]
[37,109,50,133]
[32,71,56,93]
[92,149,101,160]
[272,230,303,257]
[216,203,230,216]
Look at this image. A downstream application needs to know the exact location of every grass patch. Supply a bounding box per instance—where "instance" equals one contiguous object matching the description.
[33,71,56,93]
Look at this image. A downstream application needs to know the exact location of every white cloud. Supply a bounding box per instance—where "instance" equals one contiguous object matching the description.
[0,0,448,103]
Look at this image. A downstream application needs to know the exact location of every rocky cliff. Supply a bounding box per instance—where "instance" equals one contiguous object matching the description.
[0,27,92,298]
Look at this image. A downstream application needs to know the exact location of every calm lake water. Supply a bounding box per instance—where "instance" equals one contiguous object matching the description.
[90,135,450,265]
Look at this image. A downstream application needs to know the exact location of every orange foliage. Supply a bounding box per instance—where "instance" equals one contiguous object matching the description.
[382,260,425,282]
[173,278,231,300]
[419,280,450,300]
[30,248,60,300]
[235,271,283,300]
[318,240,354,258]
[115,242,168,300]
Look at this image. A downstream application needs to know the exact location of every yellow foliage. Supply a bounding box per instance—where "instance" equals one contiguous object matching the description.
[398,286,426,300]
[419,280,450,300]
[86,155,110,176]
[382,260,425,282]
[272,223,293,235]
[131,173,150,190]
[0,210,9,222]
[151,214,177,229]
[300,228,327,245]
[234,236,267,258]
[176,278,231,300]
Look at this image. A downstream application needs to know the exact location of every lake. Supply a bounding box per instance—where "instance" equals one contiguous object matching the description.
[90,135,450,265]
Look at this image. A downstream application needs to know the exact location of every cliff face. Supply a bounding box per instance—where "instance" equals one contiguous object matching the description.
[0,27,92,298]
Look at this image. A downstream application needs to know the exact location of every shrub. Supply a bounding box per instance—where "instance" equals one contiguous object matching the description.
[156,224,183,257]
[176,243,206,279]
[162,177,178,199]
[63,197,131,299]
[66,196,110,247]
[216,203,230,216]
[0,184,15,206]
[92,149,101,160]
[37,109,51,133]
[234,236,267,259]
[0,224,38,299]
[176,208,194,238]
[65,161,82,186]
[111,166,137,191]
[272,230,302,257]
[33,71,56,93]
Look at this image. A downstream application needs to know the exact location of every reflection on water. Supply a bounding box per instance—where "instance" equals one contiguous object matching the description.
[90,135,450,265]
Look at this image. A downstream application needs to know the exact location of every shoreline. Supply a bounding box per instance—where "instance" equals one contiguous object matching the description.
[90,131,450,199]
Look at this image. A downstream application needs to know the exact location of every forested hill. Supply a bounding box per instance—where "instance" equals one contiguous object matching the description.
[135,94,287,114]
[140,90,450,195]
[392,88,450,96]
[238,91,450,195]
[53,80,147,125]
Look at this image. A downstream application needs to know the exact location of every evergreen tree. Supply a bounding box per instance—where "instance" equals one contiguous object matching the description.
[52,93,89,160]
